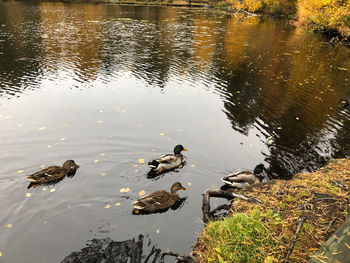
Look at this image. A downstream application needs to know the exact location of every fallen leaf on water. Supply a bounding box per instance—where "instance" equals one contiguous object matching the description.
[191,164,196,168]
[42,187,47,191]
[101,173,106,176]
[156,229,160,234]
[47,145,52,148]
[236,91,240,94]
[268,139,274,144]
[17,170,23,174]
[139,190,146,196]
[296,117,300,120]
[88,20,100,23]
[0,251,2,256]
[338,67,348,71]
[135,170,140,173]
[115,202,121,206]
[7,224,12,228]
[120,187,130,193]
[104,204,110,208]
[133,164,138,168]
[97,120,103,123]
[41,165,45,168]
[283,53,292,56]
[38,127,46,130]
[100,153,105,157]
[25,193,31,197]
[294,50,300,53]
[159,132,165,136]
[50,189,56,193]
[277,127,282,130]
[138,158,145,164]
[60,138,66,141]
[188,182,192,186]
[63,123,69,127]
[94,160,99,163]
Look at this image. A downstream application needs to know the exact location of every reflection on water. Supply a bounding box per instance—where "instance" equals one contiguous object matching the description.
[0,2,349,263]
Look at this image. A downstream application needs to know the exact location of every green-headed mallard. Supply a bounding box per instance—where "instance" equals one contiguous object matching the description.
[148,145,188,174]
[221,164,268,189]
[132,182,186,212]
[26,160,79,188]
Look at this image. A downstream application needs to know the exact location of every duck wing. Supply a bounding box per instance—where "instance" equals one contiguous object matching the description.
[155,154,179,164]
[222,171,258,185]
[26,166,66,183]
[133,190,176,210]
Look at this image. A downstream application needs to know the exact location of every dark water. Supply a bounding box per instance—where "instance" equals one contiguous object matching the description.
[0,2,349,262]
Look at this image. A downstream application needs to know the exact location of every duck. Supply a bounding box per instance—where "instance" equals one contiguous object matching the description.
[148,145,188,174]
[26,160,80,188]
[221,164,268,189]
[132,182,186,212]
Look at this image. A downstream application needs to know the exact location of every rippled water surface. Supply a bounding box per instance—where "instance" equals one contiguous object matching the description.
[0,2,349,262]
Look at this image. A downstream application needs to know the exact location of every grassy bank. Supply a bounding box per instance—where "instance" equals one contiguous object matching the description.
[194,158,350,262]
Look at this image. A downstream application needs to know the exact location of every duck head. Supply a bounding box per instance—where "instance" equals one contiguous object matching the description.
[173,145,188,155]
[171,182,187,194]
[253,164,267,177]
[62,160,80,175]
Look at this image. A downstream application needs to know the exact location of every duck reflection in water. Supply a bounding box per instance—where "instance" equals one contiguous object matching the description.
[26,160,79,189]
[132,182,187,215]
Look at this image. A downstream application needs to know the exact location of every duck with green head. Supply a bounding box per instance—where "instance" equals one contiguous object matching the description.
[148,145,188,174]
[221,163,268,189]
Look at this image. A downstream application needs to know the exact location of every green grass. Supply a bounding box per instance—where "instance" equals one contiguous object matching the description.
[200,208,281,263]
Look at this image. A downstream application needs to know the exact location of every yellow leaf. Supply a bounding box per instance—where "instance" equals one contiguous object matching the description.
[63,123,69,127]
[7,224,12,228]
[125,187,130,193]
[135,169,140,173]
[25,193,31,197]
[188,182,192,186]
[94,160,99,163]
[60,138,66,141]
[5,116,13,119]
[47,145,52,148]
[100,153,105,157]
[17,170,23,174]
[97,120,103,123]
[38,127,46,130]
[156,229,160,234]
[0,251,2,256]
[296,117,300,120]
[283,52,292,56]
[104,204,110,208]
[191,164,196,168]
[268,139,274,144]
[139,190,146,196]
[49,189,56,193]
[41,165,45,168]
[138,158,144,164]
[101,173,106,176]
[338,67,348,71]
[159,132,165,136]
[133,164,138,168]
[236,91,240,94]
[115,202,121,206]
[42,188,47,191]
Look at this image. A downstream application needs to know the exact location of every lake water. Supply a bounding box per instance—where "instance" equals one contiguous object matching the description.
[0,2,349,262]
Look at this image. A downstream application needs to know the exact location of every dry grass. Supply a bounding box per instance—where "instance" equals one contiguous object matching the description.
[194,158,350,262]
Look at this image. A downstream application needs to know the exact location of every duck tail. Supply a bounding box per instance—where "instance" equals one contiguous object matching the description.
[26,176,37,182]
[148,160,159,169]
[221,177,233,185]
[132,201,145,210]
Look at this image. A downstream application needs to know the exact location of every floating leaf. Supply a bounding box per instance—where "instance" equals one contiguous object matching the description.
[104,204,110,208]
[94,160,99,163]
[120,187,130,193]
[41,165,45,168]
[115,202,121,206]
[139,190,146,196]
[97,120,103,123]
[283,52,292,56]
[100,153,105,157]
[42,187,47,191]
[156,229,160,234]
[49,189,56,193]
[191,164,196,168]
[188,182,192,186]
[7,224,12,228]
[236,91,240,94]
[133,164,138,168]
[138,158,145,164]
[101,173,106,176]
[159,133,165,136]
[38,127,46,130]
[17,170,23,174]
[296,117,300,120]
[277,127,282,130]
[338,67,348,71]
[268,139,274,144]
[294,50,300,53]
[63,123,69,127]
[135,169,140,173]
[47,145,52,148]
[60,138,66,141]
[25,193,31,197]
[0,251,2,256]
[99,110,104,113]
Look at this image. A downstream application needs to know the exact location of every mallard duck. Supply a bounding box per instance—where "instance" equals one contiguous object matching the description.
[26,160,79,188]
[148,145,188,174]
[132,182,186,212]
[221,164,268,189]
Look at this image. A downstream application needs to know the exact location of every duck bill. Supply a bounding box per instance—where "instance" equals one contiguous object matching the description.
[181,187,187,191]
[183,148,188,151]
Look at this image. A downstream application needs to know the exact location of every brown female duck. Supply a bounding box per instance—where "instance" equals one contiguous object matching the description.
[132,182,186,212]
[26,160,79,188]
